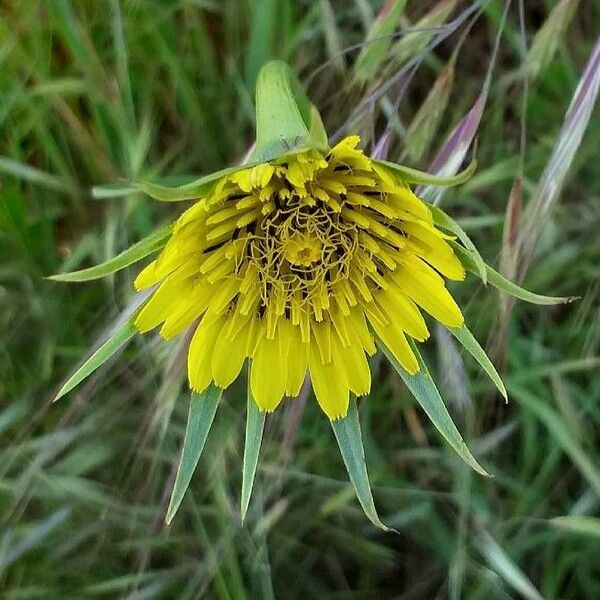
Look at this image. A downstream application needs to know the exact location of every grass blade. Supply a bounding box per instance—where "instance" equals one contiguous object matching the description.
[241,389,266,523]
[320,0,346,75]
[0,156,73,193]
[416,0,511,204]
[416,91,486,203]
[244,0,278,88]
[508,383,600,496]
[53,319,136,401]
[390,0,459,69]
[48,225,172,282]
[499,178,523,297]
[0,508,72,570]
[518,38,600,279]
[448,325,507,400]
[379,338,489,476]
[405,59,455,162]
[331,398,390,530]
[549,516,600,539]
[451,241,576,305]
[478,530,544,600]
[436,325,473,413]
[354,0,407,84]
[526,0,579,81]
[166,385,222,524]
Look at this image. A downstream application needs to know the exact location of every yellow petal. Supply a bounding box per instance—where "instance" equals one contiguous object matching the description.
[393,255,464,328]
[335,337,371,397]
[375,288,429,342]
[211,319,250,388]
[309,343,349,420]
[159,284,211,339]
[403,221,465,281]
[329,304,350,347]
[188,313,226,392]
[346,307,376,355]
[250,331,287,412]
[312,321,332,363]
[134,260,160,291]
[135,278,190,333]
[282,320,308,397]
[207,277,241,315]
[382,184,432,222]
[368,314,419,374]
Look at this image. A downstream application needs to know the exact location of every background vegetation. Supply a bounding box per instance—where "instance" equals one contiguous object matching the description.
[1,0,599,597]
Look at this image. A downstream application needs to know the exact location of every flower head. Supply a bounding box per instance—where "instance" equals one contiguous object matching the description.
[133,136,465,419]
[52,59,566,527]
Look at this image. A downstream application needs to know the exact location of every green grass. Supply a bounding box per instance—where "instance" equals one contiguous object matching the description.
[1,0,599,597]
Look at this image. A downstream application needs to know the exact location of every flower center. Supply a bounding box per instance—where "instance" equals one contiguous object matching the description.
[282,233,322,266]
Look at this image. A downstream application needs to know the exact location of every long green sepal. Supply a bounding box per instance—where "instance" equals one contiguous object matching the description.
[430,205,487,283]
[136,165,242,202]
[331,398,390,531]
[53,318,136,402]
[92,176,206,199]
[251,60,328,163]
[375,156,476,186]
[166,385,222,524]
[379,338,489,476]
[451,241,576,305]
[241,387,266,523]
[447,325,507,400]
[48,225,172,282]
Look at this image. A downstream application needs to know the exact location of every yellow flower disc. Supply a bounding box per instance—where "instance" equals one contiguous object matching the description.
[134,136,465,419]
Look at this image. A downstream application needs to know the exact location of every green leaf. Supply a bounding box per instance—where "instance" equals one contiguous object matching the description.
[430,204,487,283]
[48,225,172,282]
[379,338,489,476]
[331,398,390,530]
[375,156,477,187]
[448,325,507,400]
[53,319,137,401]
[251,60,328,163]
[136,165,241,201]
[450,241,577,305]
[166,385,222,524]
[241,386,266,523]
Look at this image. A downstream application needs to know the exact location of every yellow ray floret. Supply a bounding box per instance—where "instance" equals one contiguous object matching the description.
[134,136,465,420]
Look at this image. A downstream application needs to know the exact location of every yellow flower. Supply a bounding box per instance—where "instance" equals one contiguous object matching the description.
[133,135,465,419]
[54,59,565,526]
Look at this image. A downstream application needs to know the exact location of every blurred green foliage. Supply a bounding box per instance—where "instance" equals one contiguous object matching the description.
[1,0,599,598]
